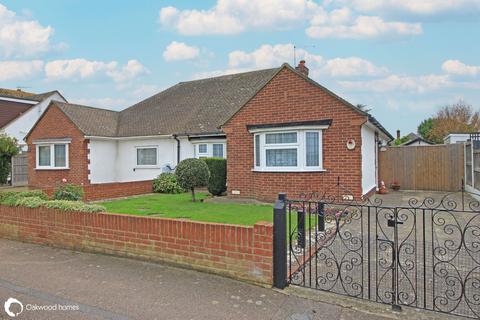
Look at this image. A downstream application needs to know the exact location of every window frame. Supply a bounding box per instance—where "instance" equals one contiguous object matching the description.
[197,144,208,158]
[35,143,70,170]
[193,141,226,159]
[212,143,224,158]
[253,129,324,172]
[135,145,159,168]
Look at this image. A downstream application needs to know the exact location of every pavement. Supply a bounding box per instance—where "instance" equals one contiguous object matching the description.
[0,239,457,320]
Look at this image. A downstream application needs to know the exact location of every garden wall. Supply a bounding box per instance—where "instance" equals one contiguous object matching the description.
[0,206,273,285]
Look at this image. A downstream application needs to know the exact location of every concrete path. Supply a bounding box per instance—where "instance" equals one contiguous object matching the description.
[0,239,453,320]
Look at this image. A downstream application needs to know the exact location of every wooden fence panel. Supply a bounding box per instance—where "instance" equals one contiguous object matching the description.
[11,153,28,186]
[379,144,464,192]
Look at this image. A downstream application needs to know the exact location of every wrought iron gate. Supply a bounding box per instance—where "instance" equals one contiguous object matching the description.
[277,190,480,319]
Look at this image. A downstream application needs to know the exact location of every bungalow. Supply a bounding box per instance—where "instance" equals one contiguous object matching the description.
[0,88,66,149]
[26,62,392,201]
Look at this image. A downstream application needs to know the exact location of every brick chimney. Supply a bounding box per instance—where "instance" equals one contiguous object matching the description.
[396,130,401,139]
[295,60,309,77]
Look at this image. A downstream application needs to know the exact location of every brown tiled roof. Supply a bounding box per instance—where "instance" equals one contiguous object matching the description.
[49,67,280,137]
[0,100,35,129]
[0,88,63,102]
[54,102,119,137]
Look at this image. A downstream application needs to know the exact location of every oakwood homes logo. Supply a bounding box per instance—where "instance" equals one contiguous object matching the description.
[3,298,23,318]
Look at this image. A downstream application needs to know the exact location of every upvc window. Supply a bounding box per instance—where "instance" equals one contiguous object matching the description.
[136,147,158,166]
[254,130,323,172]
[36,143,69,169]
[194,142,226,159]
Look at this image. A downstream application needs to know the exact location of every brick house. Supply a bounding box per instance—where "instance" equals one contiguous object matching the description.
[26,62,392,201]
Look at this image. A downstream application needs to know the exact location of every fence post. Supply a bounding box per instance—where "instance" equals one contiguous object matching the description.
[273,193,287,289]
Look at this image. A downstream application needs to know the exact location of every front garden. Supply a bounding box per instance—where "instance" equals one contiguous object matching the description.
[101,193,272,226]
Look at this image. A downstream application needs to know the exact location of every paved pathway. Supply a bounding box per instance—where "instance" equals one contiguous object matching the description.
[0,239,453,320]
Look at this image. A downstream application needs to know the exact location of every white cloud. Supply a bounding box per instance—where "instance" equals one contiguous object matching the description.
[159,0,321,35]
[163,41,200,61]
[442,60,480,76]
[322,57,388,77]
[0,4,54,57]
[306,9,422,39]
[339,74,452,93]
[107,59,149,82]
[337,0,480,16]
[45,59,148,83]
[0,60,44,81]
[227,43,386,78]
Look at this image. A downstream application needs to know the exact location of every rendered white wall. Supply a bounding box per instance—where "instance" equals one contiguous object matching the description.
[88,136,226,184]
[3,92,66,147]
[361,125,377,195]
[88,140,118,183]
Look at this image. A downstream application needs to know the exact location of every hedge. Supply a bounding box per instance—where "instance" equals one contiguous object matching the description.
[0,190,105,213]
[203,158,227,196]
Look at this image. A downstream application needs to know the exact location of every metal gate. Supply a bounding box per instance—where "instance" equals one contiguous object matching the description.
[274,189,480,319]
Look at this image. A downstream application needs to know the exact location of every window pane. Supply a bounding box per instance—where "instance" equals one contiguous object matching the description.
[198,144,207,154]
[54,144,66,167]
[38,146,51,166]
[212,144,224,158]
[265,132,297,144]
[137,148,157,165]
[266,149,297,167]
[255,135,260,166]
[306,132,319,167]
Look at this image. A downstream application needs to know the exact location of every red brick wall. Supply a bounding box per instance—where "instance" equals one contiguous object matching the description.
[26,105,89,189]
[0,205,273,285]
[83,180,154,201]
[223,68,367,201]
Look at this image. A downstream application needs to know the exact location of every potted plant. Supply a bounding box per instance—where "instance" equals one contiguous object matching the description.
[391,180,400,191]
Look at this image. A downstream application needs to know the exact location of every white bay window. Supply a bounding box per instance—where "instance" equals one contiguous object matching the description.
[193,142,226,159]
[253,129,324,172]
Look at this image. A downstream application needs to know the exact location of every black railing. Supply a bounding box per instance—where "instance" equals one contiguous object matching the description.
[274,189,480,319]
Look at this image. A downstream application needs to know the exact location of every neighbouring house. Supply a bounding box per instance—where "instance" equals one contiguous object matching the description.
[444,133,478,144]
[0,88,67,149]
[398,132,433,146]
[26,61,392,201]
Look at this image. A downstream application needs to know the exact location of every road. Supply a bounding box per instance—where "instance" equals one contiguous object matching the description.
[0,239,396,320]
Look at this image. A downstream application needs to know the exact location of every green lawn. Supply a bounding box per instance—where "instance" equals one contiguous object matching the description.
[101,193,273,226]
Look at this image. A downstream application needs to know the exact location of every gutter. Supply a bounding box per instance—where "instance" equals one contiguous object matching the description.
[173,134,181,165]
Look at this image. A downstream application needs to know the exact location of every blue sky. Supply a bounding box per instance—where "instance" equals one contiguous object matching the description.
[1,0,479,136]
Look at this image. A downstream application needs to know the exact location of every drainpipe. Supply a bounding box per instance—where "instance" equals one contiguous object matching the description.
[173,134,181,165]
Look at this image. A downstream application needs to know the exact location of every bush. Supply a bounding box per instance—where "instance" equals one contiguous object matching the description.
[153,173,184,194]
[175,158,210,202]
[44,200,106,213]
[0,135,19,184]
[53,184,84,201]
[203,158,227,196]
[0,190,48,205]
[14,196,46,208]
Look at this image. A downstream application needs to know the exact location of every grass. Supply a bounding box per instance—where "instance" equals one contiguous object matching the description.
[101,193,273,226]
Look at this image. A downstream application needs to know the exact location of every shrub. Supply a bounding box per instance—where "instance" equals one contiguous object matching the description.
[14,196,46,208]
[0,190,48,205]
[0,134,20,184]
[153,173,184,194]
[203,158,227,196]
[53,184,84,201]
[175,158,210,202]
[44,200,106,213]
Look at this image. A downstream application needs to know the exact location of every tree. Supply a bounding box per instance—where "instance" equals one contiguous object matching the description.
[175,158,210,202]
[417,118,434,140]
[416,101,480,144]
[0,135,20,184]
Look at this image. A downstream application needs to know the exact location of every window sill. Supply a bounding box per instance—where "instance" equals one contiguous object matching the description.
[36,167,70,171]
[252,168,326,173]
[134,166,161,170]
